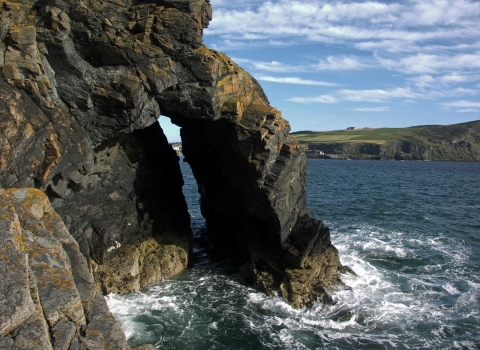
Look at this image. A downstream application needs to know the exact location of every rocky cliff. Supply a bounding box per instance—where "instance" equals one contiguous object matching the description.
[301,121,480,161]
[0,0,346,329]
[309,139,480,161]
[0,188,156,350]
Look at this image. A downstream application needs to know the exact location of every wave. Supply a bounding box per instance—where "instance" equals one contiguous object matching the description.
[105,160,480,349]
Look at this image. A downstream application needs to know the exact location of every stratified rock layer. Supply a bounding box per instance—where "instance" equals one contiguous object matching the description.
[0,188,136,349]
[0,0,347,309]
[0,0,192,295]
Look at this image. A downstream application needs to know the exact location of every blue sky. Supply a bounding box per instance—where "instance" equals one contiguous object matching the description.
[160,0,480,142]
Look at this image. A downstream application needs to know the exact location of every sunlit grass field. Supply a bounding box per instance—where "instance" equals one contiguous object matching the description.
[292,121,480,145]
[290,120,480,161]
[291,128,409,145]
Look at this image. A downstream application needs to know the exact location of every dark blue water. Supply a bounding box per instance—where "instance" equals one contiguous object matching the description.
[107,159,480,349]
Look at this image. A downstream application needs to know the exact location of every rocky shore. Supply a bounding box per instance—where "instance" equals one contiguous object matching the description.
[1,0,349,347]
[299,121,480,162]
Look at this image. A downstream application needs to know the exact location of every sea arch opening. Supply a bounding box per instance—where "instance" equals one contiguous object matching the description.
[158,114,256,269]
[158,115,205,233]
[158,112,282,268]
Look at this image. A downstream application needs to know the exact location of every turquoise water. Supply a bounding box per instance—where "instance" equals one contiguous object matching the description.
[107,159,480,349]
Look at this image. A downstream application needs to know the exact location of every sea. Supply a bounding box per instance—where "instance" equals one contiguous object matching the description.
[106,159,480,349]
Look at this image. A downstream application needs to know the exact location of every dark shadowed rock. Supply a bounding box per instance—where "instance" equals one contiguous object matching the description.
[0,0,350,316]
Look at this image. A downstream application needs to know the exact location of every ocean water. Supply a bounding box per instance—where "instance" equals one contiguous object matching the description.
[107,159,480,349]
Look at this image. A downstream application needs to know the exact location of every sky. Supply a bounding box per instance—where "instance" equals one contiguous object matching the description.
[160,0,480,142]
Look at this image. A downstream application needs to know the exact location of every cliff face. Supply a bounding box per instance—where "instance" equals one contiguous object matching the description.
[0,188,151,349]
[1,0,197,296]
[305,121,480,161]
[380,136,480,161]
[0,0,345,315]
[309,140,480,161]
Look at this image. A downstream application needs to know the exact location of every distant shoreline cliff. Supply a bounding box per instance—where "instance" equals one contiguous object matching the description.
[293,120,480,162]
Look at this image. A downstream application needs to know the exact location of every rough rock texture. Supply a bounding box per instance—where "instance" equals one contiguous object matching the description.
[309,140,480,161]
[0,0,192,295]
[0,188,133,349]
[305,121,480,161]
[0,0,347,310]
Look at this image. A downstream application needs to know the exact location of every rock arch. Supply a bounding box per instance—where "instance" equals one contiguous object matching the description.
[0,0,346,308]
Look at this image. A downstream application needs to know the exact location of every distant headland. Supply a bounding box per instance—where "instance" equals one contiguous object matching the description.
[292,120,480,162]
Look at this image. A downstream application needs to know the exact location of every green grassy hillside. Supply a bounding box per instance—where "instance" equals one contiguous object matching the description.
[292,120,480,161]
[293,128,403,144]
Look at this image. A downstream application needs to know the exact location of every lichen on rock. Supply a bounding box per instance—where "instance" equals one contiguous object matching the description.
[0,0,351,315]
[0,188,132,349]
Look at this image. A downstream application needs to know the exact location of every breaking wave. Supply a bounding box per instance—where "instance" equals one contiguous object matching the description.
[107,160,480,349]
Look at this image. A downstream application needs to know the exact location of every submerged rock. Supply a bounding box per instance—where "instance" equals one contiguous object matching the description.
[0,0,349,310]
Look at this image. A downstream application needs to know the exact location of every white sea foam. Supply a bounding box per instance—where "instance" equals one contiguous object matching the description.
[105,202,480,350]
[361,240,409,257]
[443,283,461,295]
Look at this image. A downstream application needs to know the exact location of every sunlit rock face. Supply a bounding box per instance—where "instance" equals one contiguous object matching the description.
[0,0,194,295]
[0,0,346,308]
[0,188,135,349]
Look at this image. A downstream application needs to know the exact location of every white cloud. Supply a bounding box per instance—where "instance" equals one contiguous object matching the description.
[409,75,436,89]
[207,0,480,46]
[207,0,480,79]
[440,73,470,84]
[449,88,479,95]
[223,39,247,48]
[268,39,297,46]
[208,1,404,41]
[376,52,480,74]
[229,57,251,65]
[441,100,480,108]
[254,75,338,86]
[399,0,480,26]
[337,87,421,102]
[315,56,373,71]
[439,73,480,84]
[288,95,339,103]
[406,74,480,98]
[233,56,373,73]
[289,87,421,104]
[456,109,480,113]
[349,106,390,112]
[241,33,269,40]
[250,60,303,73]
[424,42,480,52]
[355,40,421,53]
[208,0,480,117]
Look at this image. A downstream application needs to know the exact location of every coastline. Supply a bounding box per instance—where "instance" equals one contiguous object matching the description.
[306,153,480,162]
